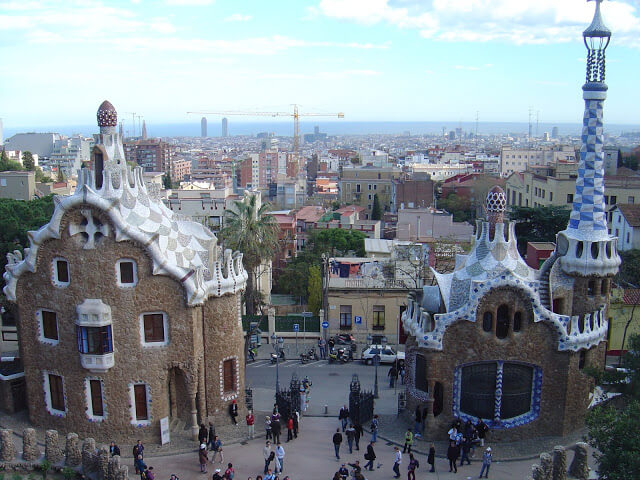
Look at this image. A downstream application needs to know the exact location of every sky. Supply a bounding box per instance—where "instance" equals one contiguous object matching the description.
[1,0,640,130]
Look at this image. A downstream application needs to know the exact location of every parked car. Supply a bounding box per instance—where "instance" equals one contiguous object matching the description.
[361,345,405,365]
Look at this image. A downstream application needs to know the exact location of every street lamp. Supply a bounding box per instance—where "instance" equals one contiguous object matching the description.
[368,334,387,399]
[272,334,285,392]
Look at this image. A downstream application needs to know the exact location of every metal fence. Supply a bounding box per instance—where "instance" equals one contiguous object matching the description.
[275,315,320,332]
[241,315,268,331]
[275,374,302,421]
[349,374,375,426]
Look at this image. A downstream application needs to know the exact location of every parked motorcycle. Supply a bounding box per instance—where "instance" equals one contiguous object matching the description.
[247,344,259,362]
[300,347,319,363]
[328,347,349,364]
[270,349,286,364]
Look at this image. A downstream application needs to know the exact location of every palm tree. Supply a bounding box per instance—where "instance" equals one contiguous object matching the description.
[220,193,279,315]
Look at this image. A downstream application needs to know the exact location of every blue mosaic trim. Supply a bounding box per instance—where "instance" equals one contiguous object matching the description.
[452,361,543,430]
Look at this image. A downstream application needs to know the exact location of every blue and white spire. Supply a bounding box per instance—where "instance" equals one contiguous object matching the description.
[556,0,620,276]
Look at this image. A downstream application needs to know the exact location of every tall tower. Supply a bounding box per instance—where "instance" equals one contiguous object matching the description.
[556,0,620,317]
[222,117,228,137]
[141,120,147,140]
[201,117,207,138]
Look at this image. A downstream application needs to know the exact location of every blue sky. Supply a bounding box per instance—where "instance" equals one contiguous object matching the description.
[1,0,639,129]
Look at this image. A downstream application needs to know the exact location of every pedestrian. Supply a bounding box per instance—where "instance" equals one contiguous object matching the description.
[199,444,208,473]
[413,406,422,436]
[133,440,144,473]
[210,436,222,464]
[263,441,274,474]
[448,424,458,442]
[476,419,489,447]
[388,364,397,388]
[109,441,120,457]
[275,443,285,474]
[332,428,343,460]
[263,469,274,480]
[134,455,146,478]
[345,424,355,454]
[169,474,179,480]
[199,424,209,445]
[447,440,459,473]
[145,466,155,480]
[271,416,281,444]
[392,446,402,479]
[229,399,238,425]
[407,453,419,480]
[460,436,471,466]
[224,463,234,480]
[212,469,223,480]
[428,444,436,472]
[328,337,335,352]
[338,405,349,431]
[318,337,326,360]
[370,415,379,443]
[292,411,299,438]
[364,441,376,471]
[265,416,272,440]
[479,447,492,478]
[208,422,216,450]
[353,422,363,450]
[286,416,294,442]
[246,410,255,439]
[337,464,349,478]
[403,428,413,454]
[399,363,406,385]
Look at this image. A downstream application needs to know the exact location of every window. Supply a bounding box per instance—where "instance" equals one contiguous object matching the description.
[460,363,496,419]
[627,232,631,243]
[133,384,148,421]
[89,379,104,417]
[482,312,493,332]
[141,312,168,345]
[356,184,361,193]
[526,185,529,193]
[415,354,427,392]
[76,326,113,354]
[223,358,237,393]
[628,196,635,204]
[587,280,595,297]
[500,363,534,419]
[496,305,510,338]
[372,305,385,330]
[578,351,586,370]
[567,194,574,204]
[47,374,65,413]
[513,311,522,332]
[610,196,617,205]
[117,259,137,286]
[41,310,59,342]
[339,305,352,329]
[53,258,70,286]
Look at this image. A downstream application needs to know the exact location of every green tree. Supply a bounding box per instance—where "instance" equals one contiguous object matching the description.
[371,193,382,220]
[163,172,172,189]
[312,228,366,257]
[0,149,23,172]
[307,265,322,315]
[21,151,35,171]
[56,164,65,183]
[508,205,570,254]
[618,250,640,287]
[220,194,279,315]
[35,167,53,183]
[438,193,473,223]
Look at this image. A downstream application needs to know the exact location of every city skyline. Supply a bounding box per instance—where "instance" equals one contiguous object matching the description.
[1,0,640,128]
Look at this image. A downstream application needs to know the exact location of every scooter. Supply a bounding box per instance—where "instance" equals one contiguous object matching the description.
[328,347,349,364]
[247,344,259,362]
[270,349,286,364]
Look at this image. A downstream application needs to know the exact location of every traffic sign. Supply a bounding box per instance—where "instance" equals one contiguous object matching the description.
[322,321,329,329]
[355,315,362,324]
[293,323,300,332]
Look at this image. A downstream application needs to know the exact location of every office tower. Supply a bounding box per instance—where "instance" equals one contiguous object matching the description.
[222,117,228,137]
[201,117,207,138]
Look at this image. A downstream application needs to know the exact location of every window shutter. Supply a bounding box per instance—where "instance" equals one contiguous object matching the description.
[134,384,148,420]
[89,380,104,417]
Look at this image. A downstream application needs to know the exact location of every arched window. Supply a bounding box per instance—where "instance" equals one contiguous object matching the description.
[433,382,443,417]
[513,311,522,332]
[496,305,510,339]
[482,312,493,332]
[587,280,595,297]
[590,242,599,259]
[576,241,584,258]
[415,354,427,393]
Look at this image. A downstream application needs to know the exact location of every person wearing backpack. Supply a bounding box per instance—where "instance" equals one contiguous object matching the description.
[407,453,419,480]
[363,441,376,471]
[223,463,234,479]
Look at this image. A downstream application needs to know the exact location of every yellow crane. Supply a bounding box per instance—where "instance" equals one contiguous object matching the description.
[187,105,345,161]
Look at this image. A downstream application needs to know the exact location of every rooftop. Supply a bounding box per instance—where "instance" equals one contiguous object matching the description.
[616,203,640,227]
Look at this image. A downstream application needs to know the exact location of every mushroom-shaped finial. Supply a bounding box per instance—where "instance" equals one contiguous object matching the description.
[97,100,118,128]
[485,185,506,225]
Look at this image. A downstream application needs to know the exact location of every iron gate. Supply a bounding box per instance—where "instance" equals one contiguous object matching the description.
[349,374,375,426]
[275,374,302,420]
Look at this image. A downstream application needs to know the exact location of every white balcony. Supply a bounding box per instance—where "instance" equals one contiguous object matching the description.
[80,352,115,373]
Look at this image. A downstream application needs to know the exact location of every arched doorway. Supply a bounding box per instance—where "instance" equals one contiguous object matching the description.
[433,382,443,417]
[167,367,192,426]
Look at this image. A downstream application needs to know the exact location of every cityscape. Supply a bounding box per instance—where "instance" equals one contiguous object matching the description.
[1,1,640,480]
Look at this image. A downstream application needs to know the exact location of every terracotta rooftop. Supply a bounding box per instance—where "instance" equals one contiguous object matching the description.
[295,205,326,223]
[616,203,640,227]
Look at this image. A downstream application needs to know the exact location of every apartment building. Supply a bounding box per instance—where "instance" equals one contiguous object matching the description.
[123,139,176,173]
[500,145,576,176]
[339,166,403,219]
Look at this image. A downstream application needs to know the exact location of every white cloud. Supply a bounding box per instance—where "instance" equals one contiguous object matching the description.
[225,13,252,22]
[258,69,381,80]
[316,0,640,47]
[164,0,214,5]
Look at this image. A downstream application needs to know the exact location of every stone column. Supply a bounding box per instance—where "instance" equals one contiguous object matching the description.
[568,442,589,480]
[65,433,81,466]
[22,428,40,461]
[97,445,109,480]
[0,429,16,461]
[82,438,96,474]
[107,455,121,480]
[540,452,553,480]
[532,464,546,480]
[45,430,63,464]
[189,392,199,440]
[552,446,567,480]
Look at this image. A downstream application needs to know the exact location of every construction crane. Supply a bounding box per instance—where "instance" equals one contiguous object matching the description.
[187,105,345,161]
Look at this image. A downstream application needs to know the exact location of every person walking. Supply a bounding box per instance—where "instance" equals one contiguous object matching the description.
[345,424,355,454]
[363,441,376,471]
[338,405,349,431]
[403,429,413,454]
[274,443,285,474]
[407,453,419,480]
[479,447,492,478]
[332,428,343,460]
[198,424,208,445]
[198,444,208,473]
[211,469,223,480]
[271,416,281,444]
[388,364,397,388]
[229,399,238,425]
[145,466,155,480]
[292,411,299,438]
[246,410,255,439]
[447,440,459,473]
[353,423,363,451]
[109,441,120,457]
[263,441,274,475]
[286,416,294,442]
[265,416,272,440]
[476,419,489,447]
[133,440,144,473]
[392,446,402,479]
[210,436,222,464]
[223,463,234,480]
[460,436,472,466]
[428,444,436,472]
[207,422,216,450]
[370,415,379,443]
[134,455,146,477]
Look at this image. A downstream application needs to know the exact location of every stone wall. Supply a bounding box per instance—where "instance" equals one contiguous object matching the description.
[14,207,243,443]
[526,442,590,480]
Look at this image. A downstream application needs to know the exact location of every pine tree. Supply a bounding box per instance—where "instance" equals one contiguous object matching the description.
[371,193,382,220]
[21,151,35,171]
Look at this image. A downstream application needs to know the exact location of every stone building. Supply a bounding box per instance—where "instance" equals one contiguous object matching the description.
[3,101,248,443]
[401,2,620,440]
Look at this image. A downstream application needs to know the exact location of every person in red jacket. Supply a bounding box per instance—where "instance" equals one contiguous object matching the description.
[246,410,255,439]
[286,416,294,442]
